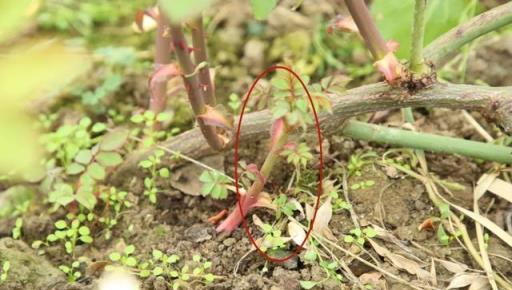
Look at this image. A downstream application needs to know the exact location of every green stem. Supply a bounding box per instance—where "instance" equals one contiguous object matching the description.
[342,120,512,164]
[409,0,427,74]
[345,0,389,59]
[424,2,512,67]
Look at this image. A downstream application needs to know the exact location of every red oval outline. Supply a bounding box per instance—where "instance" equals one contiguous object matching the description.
[234,65,324,263]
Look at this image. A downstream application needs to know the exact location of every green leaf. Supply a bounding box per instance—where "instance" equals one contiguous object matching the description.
[251,0,277,20]
[152,249,163,260]
[125,245,135,255]
[78,226,90,236]
[153,267,164,276]
[125,257,137,267]
[87,162,106,180]
[343,235,354,243]
[96,152,123,167]
[49,183,75,206]
[109,252,121,262]
[160,0,213,23]
[75,150,93,165]
[76,186,96,210]
[157,112,173,122]
[139,160,153,169]
[299,280,317,289]
[80,235,93,244]
[130,114,144,124]
[99,129,129,151]
[159,168,170,178]
[371,0,472,58]
[91,123,107,133]
[66,163,85,175]
[55,220,67,230]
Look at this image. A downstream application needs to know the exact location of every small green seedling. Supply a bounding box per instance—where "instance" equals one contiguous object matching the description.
[139,149,170,203]
[59,260,83,282]
[347,151,377,177]
[1,261,9,283]
[199,170,230,200]
[47,126,129,211]
[350,180,375,190]
[343,227,377,246]
[109,245,138,268]
[273,194,296,219]
[32,213,94,256]
[99,187,132,239]
[131,111,175,147]
[11,218,22,240]
[259,223,288,253]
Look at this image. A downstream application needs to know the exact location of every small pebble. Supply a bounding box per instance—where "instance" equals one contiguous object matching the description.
[223,237,236,247]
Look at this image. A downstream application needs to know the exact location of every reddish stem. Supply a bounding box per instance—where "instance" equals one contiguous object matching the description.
[190,17,216,106]
[345,0,388,59]
[149,10,172,130]
[169,24,224,150]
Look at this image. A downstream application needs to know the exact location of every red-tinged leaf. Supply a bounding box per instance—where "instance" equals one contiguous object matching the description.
[135,10,145,31]
[132,8,158,33]
[327,15,359,34]
[283,142,296,151]
[246,163,266,184]
[197,105,232,129]
[149,63,180,91]
[270,118,285,150]
[374,52,403,84]
[386,40,400,53]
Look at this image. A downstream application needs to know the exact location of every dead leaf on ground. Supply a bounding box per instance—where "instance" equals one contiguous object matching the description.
[369,239,430,281]
[287,221,307,247]
[305,197,336,240]
[170,155,224,196]
[447,273,483,289]
[359,272,387,290]
[439,260,469,274]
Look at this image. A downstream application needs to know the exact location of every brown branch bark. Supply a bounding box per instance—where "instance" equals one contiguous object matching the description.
[113,82,512,183]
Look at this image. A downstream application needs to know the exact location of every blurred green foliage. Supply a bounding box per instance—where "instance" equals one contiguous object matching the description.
[372,0,481,59]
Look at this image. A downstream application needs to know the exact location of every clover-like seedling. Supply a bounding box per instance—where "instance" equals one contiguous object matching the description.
[199,170,230,200]
[131,111,174,147]
[99,187,132,239]
[59,260,82,282]
[273,194,296,219]
[347,151,377,177]
[109,244,138,268]
[350,180,375,190]
[47,126,129,211]
[138,149,170,203]
[343,227,377,246]
[138,250,217,289]
[32,214,94,256]
[260,223,288,253]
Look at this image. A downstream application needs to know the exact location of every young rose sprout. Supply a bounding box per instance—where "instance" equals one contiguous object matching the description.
[216,69,331,234]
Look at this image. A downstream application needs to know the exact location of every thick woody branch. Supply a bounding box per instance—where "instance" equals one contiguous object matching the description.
[113,82,512,183]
